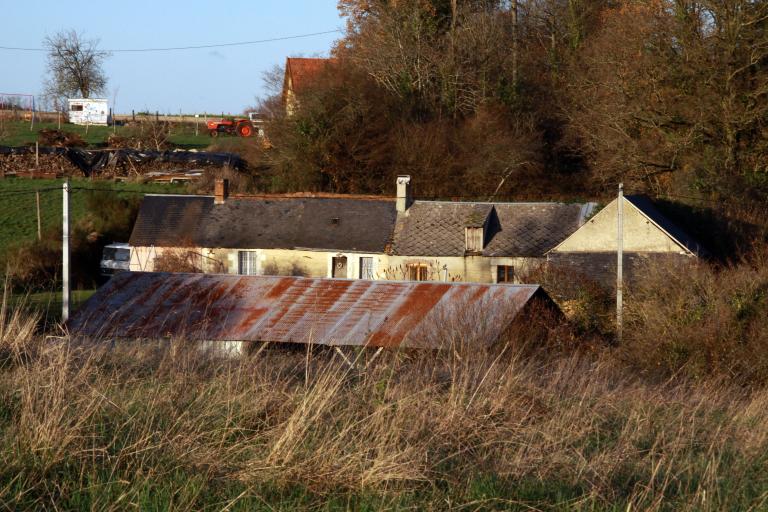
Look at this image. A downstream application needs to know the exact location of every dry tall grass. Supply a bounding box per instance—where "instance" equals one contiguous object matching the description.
[1,297,768,510]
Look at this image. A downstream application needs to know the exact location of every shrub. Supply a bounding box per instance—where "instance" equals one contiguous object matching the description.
[153,248,206,273]
[622,252,768,384]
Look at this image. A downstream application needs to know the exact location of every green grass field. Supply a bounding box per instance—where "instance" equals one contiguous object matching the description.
[0,177,186,260]
[0,120,213,148]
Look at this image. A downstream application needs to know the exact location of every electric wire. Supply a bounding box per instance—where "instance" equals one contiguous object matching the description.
[0,187,63,199]
[0,29,342,53]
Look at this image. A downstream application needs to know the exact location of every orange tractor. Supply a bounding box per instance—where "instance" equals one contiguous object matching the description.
[206,118,254,137]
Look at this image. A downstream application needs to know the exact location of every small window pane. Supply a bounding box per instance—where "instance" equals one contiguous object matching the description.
[497,265,514,283]
[407,263,429,281]
[238,251,258,275]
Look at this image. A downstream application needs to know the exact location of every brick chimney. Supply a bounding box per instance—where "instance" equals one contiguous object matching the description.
[214,178,229,204]
[396,175,412,213]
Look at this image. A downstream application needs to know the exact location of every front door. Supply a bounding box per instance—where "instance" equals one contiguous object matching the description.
[332,256,348,278]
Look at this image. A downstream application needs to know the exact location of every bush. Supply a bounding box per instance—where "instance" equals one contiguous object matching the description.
[622,252,768,384]
[4,238,60,291]
[153,248,206,273]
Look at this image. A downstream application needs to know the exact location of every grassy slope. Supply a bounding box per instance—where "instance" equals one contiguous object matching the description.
[0,324,767,511]
[0,120,212,148]
[0,178,186,260]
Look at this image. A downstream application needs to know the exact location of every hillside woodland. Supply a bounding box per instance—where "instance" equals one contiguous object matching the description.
[255,0,768,214]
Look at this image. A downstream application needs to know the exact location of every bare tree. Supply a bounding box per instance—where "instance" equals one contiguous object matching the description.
[43,30,110,105]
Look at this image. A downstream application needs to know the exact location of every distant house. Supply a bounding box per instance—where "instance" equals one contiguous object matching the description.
[128,176,700,286]
[68,98,109,126]
[282,57,337,116]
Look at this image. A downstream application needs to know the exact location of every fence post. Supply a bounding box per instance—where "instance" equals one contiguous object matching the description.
[36,190,41,241]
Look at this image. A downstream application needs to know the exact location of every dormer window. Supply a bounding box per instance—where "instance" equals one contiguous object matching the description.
[465,227,484,253]
[464,205,498,254]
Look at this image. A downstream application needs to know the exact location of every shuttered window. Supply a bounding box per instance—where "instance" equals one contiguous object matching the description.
[465,227,484,253]
[238,251,258,275]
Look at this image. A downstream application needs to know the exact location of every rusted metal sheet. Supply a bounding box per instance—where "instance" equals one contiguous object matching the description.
[68,272,551,348]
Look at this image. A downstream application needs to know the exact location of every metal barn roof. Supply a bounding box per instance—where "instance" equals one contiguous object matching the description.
[68,272,553,349]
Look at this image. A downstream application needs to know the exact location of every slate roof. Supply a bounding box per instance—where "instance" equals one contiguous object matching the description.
[129,194,598,258]
[129,195,212,247]
[129,195,396,253]
[391,201,596,257]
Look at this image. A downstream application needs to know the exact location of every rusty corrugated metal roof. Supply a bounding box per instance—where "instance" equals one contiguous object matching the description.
[68,272,552,348]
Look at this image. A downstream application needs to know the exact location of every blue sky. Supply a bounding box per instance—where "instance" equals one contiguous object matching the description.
[1,1,344,114]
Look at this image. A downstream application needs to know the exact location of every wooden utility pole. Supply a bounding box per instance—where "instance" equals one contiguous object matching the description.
[62,178,71,322]
[617,183,624,342]
[36,190,41,241]
[35,142,39,169]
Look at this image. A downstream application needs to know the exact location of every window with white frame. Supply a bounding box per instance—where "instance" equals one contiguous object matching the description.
[238,251,258,275]
[359,257,374,279]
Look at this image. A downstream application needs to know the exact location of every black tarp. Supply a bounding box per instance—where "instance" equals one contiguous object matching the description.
[0,146,246,176]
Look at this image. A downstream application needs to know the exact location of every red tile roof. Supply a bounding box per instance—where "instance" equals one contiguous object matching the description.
[284,57,337,95]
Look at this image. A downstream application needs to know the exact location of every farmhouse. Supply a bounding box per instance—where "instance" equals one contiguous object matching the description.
[129,182,396,279]
[128,177,700,286]
[68,271,558,353]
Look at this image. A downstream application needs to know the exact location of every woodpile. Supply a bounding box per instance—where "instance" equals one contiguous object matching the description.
[37,129,86,147]
[0,153,80,176]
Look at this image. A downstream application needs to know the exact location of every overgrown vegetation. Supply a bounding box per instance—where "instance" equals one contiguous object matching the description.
[254,0,768,213]
[623,252,768,384]
[2,288,768,510]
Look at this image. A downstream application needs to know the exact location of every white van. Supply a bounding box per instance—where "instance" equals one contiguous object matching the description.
[100,243,131,278]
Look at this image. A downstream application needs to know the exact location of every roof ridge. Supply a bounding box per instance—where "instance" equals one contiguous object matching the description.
[231,193,394,201]
[412,200,589,206]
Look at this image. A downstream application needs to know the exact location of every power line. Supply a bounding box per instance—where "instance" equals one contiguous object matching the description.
[0,187,62,199]
[72,187,189,194]
[0,29,342,53]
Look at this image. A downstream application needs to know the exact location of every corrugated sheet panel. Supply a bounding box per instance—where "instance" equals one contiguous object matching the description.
[68,272,549,349]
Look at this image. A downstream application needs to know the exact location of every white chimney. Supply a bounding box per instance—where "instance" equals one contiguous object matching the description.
[396,175,412,213]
